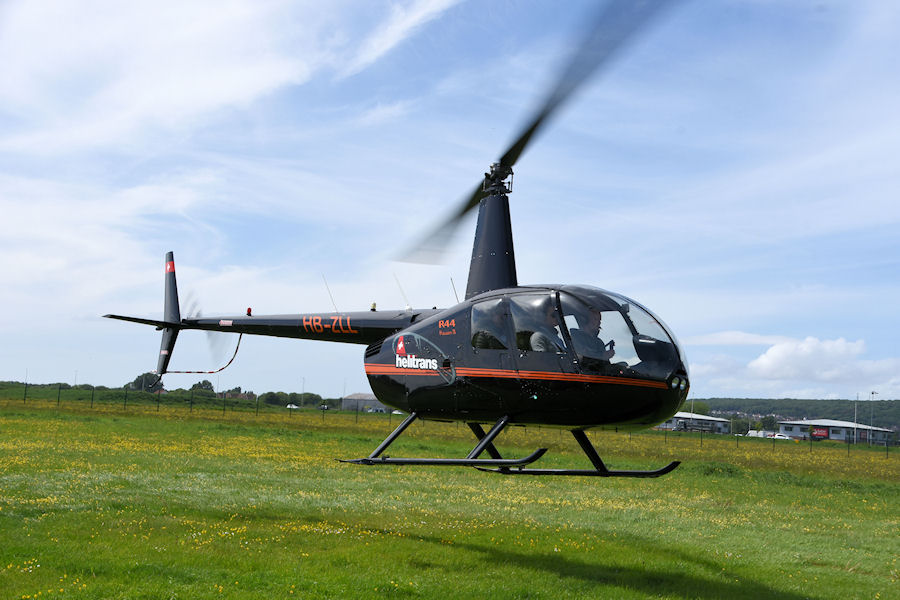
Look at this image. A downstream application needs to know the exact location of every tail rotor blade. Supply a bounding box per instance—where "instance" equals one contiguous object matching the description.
[184,290,230,365]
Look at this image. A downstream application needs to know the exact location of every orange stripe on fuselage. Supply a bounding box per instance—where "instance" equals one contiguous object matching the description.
[364,364,668,390]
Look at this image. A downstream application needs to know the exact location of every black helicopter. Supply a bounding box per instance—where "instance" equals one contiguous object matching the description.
[106,1,689,477]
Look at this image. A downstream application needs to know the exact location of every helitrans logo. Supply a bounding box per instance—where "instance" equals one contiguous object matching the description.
[394,335,438,371]
[395,354,438,370]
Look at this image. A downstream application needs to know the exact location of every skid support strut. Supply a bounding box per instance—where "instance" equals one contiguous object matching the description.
[343,413,546,467]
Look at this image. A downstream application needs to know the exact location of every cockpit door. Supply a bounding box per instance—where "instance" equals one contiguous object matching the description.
[455,298,514,415]
[507,292,578,407]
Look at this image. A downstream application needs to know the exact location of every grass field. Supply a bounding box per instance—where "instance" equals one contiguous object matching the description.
[1,398,897,599]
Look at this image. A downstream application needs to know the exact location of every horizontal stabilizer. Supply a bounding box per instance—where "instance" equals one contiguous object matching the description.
[103,314,181,330]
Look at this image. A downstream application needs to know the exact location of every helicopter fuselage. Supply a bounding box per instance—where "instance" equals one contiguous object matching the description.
[365,284,688,429]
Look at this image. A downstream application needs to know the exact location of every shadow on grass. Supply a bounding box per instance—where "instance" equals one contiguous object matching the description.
[416,533,818,600]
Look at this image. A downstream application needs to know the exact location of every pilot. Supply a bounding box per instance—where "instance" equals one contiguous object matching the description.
[570,310,615,361]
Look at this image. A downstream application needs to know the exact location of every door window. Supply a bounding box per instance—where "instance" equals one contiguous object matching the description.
[470,298,509,350]
[509,294,566,353]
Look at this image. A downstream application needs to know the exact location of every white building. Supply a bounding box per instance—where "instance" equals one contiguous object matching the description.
[778,419,894,443]
[340,393,388,413]
[659,412,731,434]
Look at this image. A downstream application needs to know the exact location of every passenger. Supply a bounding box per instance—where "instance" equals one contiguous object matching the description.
[529,300,565,352]
[472,306,508,349]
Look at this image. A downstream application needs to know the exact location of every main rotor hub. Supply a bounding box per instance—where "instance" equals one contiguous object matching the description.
[482,162,513,196]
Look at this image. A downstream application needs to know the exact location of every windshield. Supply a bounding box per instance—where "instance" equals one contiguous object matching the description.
[559,287,681,379]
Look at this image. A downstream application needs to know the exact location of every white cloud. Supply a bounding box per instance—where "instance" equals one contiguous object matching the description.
[687,333,900,399]
[355,100,417,126]
[748,337,865,382]
[338,0,461,78]
[684,331,793,347]
[0,0,327,153]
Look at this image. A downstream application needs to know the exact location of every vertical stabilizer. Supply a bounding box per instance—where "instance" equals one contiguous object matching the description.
[164,251,181,323]
[157,251,181,374]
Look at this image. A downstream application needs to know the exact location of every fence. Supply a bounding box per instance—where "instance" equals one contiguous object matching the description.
[2,382,895,480]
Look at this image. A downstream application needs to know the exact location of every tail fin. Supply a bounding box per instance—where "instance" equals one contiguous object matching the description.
[156,251,182,375]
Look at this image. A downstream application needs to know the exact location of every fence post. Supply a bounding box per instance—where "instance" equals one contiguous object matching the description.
[255,393,259,417]
[124,386,128,410]
[23,381,28,404]
[57,383,61,407]
[90,385,95,409]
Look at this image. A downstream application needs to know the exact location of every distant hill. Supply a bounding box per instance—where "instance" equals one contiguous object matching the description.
[698,398,899,431]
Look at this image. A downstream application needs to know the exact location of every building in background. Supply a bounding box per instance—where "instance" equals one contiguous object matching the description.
[658,412,730,434]
[778,419,894,444]
[341,393,388,413]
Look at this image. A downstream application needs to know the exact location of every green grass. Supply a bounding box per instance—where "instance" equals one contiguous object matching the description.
[1,400,897,599]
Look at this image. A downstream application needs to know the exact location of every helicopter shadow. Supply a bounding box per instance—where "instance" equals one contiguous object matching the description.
[413,531,818,600]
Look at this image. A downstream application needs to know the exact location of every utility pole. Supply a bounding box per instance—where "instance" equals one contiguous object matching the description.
[870,391,878,446]
[690,396,695,429]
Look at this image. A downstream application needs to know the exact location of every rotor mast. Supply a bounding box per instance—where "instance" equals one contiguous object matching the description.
[464,163,518,299]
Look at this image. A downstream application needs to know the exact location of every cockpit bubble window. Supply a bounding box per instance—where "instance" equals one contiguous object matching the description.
[509,294,566,353]
[560,290,679,378]
[606,292,670,343]
[471,298,508,350]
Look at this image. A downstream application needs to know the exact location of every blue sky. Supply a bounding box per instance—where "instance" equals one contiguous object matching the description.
[1,0,898,401]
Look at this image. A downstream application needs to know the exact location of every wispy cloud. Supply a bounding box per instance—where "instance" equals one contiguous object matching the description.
[338,0,461,78]
[684,331,794,347]
[0,0,328,154]
[355,99,417,126]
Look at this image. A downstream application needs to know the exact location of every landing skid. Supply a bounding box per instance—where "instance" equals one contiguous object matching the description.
[343,413,679,478]
[475,430,679,477]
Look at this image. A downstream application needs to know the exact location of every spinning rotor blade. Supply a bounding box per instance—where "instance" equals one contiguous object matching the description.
[402,0,676,263]
[184,291,230,364]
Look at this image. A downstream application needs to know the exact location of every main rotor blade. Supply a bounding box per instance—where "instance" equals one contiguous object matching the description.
[402,181,483,264]
[498,0,675,171]
[401,0,676,263]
